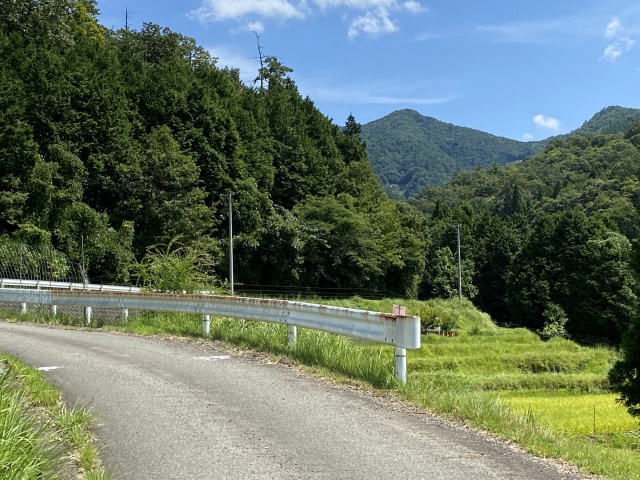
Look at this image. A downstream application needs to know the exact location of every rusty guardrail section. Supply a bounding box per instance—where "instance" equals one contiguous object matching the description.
[0,284,420,382]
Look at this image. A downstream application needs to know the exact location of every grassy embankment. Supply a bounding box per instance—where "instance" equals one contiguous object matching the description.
[0,353,109,480]
[4,297,639,479]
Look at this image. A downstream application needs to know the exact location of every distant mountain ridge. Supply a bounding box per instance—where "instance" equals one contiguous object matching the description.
[361,106,640,198]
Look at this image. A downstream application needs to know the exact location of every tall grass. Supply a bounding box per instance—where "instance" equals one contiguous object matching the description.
[0,355,110,480]
[0,364,61,480]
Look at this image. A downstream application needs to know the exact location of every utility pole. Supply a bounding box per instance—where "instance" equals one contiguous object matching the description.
[456,224,462,302]
[214,191,235,295]
[228,191,234,296]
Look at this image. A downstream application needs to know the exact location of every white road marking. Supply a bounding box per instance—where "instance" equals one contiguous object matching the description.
[38,366,62,372]
[194,355,231,362]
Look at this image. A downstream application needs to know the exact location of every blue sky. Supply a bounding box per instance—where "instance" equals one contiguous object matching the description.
[98,1,640,141]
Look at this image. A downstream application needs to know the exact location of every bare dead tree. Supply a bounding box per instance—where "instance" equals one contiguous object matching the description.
[125,7,132,31]
[253,31,266,90]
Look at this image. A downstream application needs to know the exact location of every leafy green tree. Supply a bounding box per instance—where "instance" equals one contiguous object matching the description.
[123,126,212,254]
[538,303,569,338]
[373,200,427,298]
[0,43,40,231]
[609,313,640,416]
[22,145,86,230]
[420,247,459,299]
[234,206,305,287]
[51,202,134,283]
[294,195,384,290]
[337,114,368,164]
[469,213,525,320]
[419,246,476,300]
[507,210,636,344]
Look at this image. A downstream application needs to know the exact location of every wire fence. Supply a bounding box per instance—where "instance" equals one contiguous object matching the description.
[0,242,129,322]
[0,242,86,283]
[0,243,398,321]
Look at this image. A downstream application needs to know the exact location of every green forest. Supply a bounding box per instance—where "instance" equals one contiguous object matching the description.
[410,127,640,343]
[0,0,427,298]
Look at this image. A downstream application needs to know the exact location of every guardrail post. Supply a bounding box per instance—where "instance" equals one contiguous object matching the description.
[51,304,57,316]
[288,325,297,345]
[395,347,407,384]
[84,306,92,326]
[392,305,408,384]
[202,314,210,335]
[21,302,27,314]
[122,308,129,323]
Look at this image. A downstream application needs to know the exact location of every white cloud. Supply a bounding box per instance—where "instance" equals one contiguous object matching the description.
[313,1,398,9]
[604,44,623,61]
[533,114,561,131]
[602,17,635,63]
[605,17,622,39]
[187,0,305,24]
[188,0,428,38]
[306,81,455,105]
[475,16,597,44]
[522,133,534,141]
[403,1,427,14]
[348,7,397,39]
[247,21,265,34]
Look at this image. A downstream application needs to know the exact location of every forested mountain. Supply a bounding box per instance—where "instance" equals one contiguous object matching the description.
[572,106,640,135]
[362,106,640,198]
[360,109,546,198]
[0,0,426,297]
[410,124,640,345]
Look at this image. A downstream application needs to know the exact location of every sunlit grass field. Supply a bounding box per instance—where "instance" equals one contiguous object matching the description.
[502,391,634,437]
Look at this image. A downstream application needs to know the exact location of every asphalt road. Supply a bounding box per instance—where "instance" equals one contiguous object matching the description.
[0,321,585,480]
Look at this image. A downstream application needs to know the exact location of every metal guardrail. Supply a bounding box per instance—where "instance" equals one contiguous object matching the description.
[0,281,420,382]
[0,278,140,292]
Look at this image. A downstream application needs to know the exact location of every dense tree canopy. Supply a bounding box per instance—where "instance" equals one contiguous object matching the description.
[409,122,640,346]
[0,0,425,296]
[609,312,640,417]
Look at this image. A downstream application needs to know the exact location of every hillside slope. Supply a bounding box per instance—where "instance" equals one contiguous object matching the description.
[362,106,640,198]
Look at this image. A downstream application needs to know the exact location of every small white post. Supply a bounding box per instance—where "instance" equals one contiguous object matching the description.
[51,305,57,316]
[288,325,297,345]
[395,347,407,384]
[21,302,27,314]
[122,308,129,323]
[393,305,408,384]
[203,314,210,335]
[84,306,92,326]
